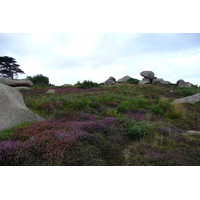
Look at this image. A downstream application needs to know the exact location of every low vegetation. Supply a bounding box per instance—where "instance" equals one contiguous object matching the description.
[1,82,200,166]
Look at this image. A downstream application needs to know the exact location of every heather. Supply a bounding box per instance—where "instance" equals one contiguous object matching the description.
[1,83,200,165]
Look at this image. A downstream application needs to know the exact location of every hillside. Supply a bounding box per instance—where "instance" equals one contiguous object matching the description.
[1,83,200,166]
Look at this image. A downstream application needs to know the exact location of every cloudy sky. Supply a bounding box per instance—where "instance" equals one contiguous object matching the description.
[1,33,200,86]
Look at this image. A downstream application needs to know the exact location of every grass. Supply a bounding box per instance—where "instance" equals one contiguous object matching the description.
[1,83,200,166]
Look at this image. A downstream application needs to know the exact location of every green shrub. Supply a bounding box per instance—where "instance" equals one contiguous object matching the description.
[27,74,50,87]
[75,80,99,89]
[127,78,140,84]
[178,86,200,96]
[117,116,148,139]
[151,104,164,115]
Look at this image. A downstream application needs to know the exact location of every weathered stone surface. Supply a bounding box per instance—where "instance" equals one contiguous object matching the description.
[176,79,193,88]
[0,78,33,87]
[181,130,200,135]
[152,78,171,85]
[140,71,155,80]
[152,78,164,84]
[46,89,55,94]
[104,77,116,85]
[117,75,132,83]
[142,77,151,83]
[0,83,43,131]
[160,80,171,85]
[172,93,200,104]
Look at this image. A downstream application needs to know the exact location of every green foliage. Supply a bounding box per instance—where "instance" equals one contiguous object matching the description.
[75,80,99,89]
[178,86,200,96]
[27,74,50,87]
[118,97,147,112]
[0,122,32,141]
[117,116,148,139]
[151,104,164,115]
[65,98,90,110]
[127,78,140,84]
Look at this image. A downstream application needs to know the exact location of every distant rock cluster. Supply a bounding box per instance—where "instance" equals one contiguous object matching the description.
[103,70,195,88]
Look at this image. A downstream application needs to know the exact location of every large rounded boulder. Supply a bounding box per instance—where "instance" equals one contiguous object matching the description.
[140,71,155,80]
[0,83,43,131]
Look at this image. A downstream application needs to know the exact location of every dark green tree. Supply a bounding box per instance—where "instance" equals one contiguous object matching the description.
[0,56,25,79]
[27,74,50,86]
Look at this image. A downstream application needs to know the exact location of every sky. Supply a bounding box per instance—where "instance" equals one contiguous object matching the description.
[0,33,200,86]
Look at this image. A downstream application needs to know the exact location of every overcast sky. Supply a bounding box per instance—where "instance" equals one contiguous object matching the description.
[0,33,200,86]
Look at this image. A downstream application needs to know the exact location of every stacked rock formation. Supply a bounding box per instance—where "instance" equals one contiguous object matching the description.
[0,78,33,89]
[139,70,171,85]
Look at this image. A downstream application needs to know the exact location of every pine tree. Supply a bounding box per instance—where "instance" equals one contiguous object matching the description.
[0,56,25,79]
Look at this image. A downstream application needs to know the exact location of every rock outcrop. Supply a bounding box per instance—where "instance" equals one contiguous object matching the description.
[139,71,172,85]
[0,78,33,87]
[139,71,155,84]
[0,83,43,131]
[117,76,132,83]
[104,77,116,85]
[172,93,200,104]
[176,79,193,88]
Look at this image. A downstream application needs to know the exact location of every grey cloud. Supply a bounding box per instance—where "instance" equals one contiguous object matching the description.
[120,33,200,55]
[95,33,200,58]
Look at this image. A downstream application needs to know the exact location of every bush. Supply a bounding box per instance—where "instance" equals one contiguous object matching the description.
[127,78,140,84]
[117,116,148,139]
[75,80,99,89]
[27,74,50,86]
[178,86,200,96]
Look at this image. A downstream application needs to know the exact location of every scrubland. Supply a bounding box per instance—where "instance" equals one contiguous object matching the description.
[1,83,200,166]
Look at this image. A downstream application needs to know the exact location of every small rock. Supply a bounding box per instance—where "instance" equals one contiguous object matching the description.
[46,89,55,94]
[181,130,200,135]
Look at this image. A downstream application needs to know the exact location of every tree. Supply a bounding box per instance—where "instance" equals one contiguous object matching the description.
[27,74,49,86]
[0,56,25,79]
